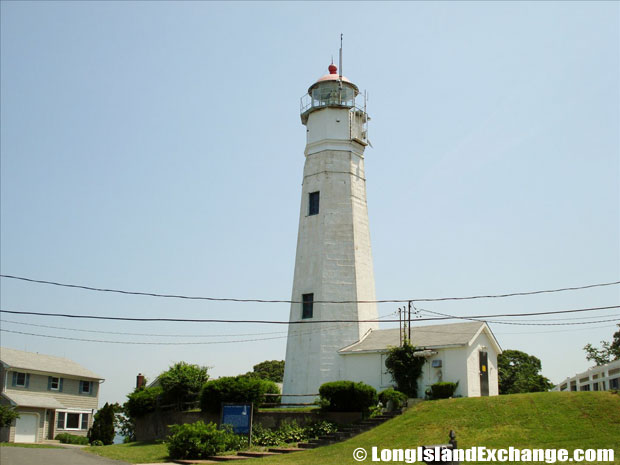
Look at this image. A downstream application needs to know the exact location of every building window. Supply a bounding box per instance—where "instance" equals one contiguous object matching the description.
[15,372,26,387]
[66,413,80,429]
[57,412,89,431]
[611,378,619,390]
[79,380,92,394]
[302,293,314,319]
[308,192,320,216]
[49,377,60,391]
[12,372,29,388]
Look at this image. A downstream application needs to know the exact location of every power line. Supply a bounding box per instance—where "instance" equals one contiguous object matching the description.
[0,312,402,345]
[1,304,619,324]
[2,318,617,346]
[0,311,398,338]
[0,329,288,345]
[495,323,619,335]
[484,318,620,326]
[417,306,620,325]
[2,274,618,304]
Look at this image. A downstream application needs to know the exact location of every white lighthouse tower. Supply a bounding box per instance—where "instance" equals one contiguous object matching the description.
[282,62,379,402]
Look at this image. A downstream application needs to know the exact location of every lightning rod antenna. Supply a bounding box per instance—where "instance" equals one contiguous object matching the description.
[339,33,343,82]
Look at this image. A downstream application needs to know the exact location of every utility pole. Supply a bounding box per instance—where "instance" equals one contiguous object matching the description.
[398,307,402,346]
[408,300,412,342]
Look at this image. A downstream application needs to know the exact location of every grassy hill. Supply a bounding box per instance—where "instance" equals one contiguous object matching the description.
[87,391,620,464]
[255,391,620,465]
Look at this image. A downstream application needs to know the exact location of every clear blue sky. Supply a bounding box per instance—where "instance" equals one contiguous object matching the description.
[1,1,618,407]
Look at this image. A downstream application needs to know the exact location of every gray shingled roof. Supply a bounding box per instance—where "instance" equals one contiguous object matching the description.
[339,321,487,353]
[0,347,103,380]
[2,392,66,409]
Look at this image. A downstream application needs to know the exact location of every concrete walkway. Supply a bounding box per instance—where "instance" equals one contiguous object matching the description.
[0,447,131,465]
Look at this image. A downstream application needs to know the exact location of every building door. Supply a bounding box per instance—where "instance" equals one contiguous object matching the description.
[479,351,489,396]
[15,413,38,443]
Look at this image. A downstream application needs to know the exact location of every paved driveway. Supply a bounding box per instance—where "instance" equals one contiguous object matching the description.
[0,447,130,465]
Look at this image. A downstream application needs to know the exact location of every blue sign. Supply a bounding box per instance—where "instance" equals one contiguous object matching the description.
[221,403,253,435]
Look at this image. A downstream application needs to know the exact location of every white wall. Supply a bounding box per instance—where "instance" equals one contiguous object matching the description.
[339,333,500,398]
[282,103,378,404]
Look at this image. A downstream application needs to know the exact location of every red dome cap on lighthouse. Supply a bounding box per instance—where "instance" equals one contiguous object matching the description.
[309,62,358,95]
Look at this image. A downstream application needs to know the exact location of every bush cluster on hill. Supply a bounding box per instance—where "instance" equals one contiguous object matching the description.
[318,380,377,414]
[200,375,280,413]
[252,420,337,446]
[427,382,459,399]
[378,388,408,410]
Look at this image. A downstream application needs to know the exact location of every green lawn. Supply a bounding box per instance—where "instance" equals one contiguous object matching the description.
[0,442,62,448]
[251,391,620,465]
[86,441,169,463]
[84,391,620,464]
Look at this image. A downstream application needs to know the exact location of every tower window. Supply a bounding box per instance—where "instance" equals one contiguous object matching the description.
[302,293,314,319]
[308,192,320,216]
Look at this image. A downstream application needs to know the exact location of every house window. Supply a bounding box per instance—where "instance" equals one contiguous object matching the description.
[79,380,92,394]
[15,372,26,387]
[12,372,29,388]
[302,293,314,319]
[66,413,80,429]
[57,412,89,431]
[50,377,60,390]
[308,192,320,216]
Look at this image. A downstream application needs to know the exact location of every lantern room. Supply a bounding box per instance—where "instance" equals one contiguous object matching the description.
[300,64,368,145]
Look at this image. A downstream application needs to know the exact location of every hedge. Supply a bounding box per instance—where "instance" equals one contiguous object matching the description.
[378,388,408,410]
[429,381,459,399]
[318,381,377,414]
[200,375,279,414]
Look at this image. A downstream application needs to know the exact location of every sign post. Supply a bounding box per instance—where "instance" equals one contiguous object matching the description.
[220,403,253,446]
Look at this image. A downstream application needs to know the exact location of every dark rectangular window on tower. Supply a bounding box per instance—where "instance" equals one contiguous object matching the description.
[302,293,314,319]
[308,191,320,216]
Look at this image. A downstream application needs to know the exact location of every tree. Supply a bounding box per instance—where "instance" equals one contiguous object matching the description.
[498,349,553,394]
[88,402,120,445]
[247,360,285,383]
[583,324,620,366]
[384,342,426,398]
[0,405,19,427]
[159,362,209,409]
[200,376,279,414]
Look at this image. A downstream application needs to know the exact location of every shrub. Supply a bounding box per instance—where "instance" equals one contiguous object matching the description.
[88,402,119,445]
[251,420,338,447]
[318,381,377,414]
[200,376,279,414]
[166,421,242,459]
[159,362,209,409]
[90,440,104,446]
[429,381,459,399]
[305,420,338,438]
[55,433,90,445]
[384,342,426,398]
[0,405,19,427]
[251,423,282,446]
[246,360,285,383]
[378,388,408,411]
[125,386,163,418]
